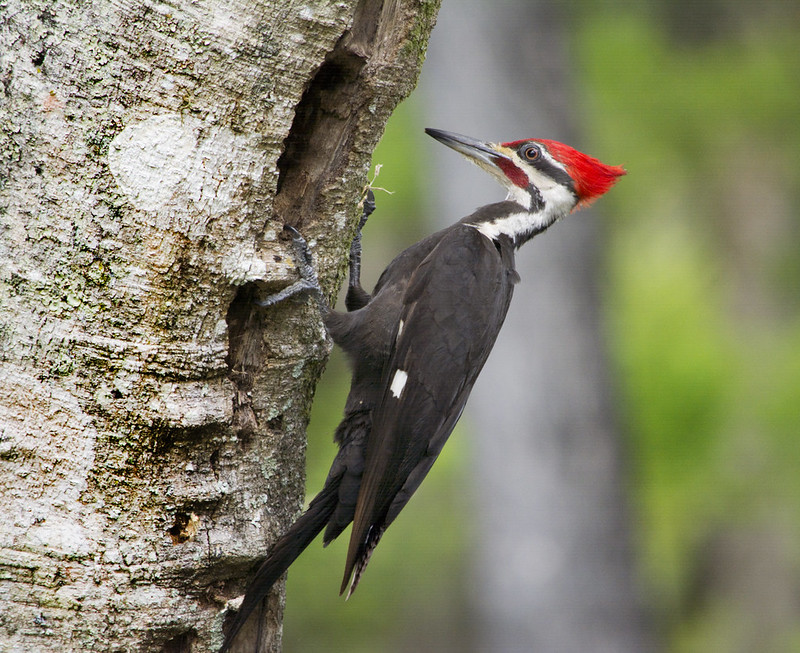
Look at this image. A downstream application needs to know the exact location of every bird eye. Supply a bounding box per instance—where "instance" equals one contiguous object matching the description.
[521,144,541,161]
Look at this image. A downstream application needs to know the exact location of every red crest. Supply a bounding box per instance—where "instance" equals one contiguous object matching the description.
[536,139,626,208]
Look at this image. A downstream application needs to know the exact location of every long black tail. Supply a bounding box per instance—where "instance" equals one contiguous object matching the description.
[219,483,339,652]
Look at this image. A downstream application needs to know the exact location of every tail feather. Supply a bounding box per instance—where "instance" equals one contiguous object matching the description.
[340,524,385,598]
[219,485,338,652]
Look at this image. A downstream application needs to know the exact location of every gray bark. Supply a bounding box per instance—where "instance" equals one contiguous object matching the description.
[0,1,438,651]
[422,2,655,652]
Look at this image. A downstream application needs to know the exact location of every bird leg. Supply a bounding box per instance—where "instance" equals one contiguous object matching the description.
[258,190,376,313]
[344,189,375,312]
[256,226,325,310]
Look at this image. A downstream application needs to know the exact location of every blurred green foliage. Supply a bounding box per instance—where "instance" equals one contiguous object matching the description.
[576,11,800,653]
[282,8,800,653]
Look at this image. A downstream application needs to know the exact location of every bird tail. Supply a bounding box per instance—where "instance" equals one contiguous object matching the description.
[219,484,339,652]
[341,523,386,599]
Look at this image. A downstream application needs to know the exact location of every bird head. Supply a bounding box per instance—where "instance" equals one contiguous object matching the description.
[425,128,626,215]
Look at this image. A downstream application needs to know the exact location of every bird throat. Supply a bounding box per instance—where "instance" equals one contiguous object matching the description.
[470,200,568,248]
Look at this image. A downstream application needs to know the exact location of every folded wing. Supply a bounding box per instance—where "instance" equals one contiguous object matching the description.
[341,226,517,595]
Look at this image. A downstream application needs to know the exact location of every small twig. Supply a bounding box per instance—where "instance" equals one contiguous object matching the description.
[360,164,394,208]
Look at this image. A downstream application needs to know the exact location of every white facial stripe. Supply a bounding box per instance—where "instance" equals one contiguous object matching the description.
[527,166,568,196]
[390,369,408,398]
[473,176,576,242]
[504,184,534,209]
[493,149,573,212]
[539,147,567,174]
[540,182,578,215]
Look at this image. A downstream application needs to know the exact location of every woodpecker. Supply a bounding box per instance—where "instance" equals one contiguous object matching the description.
[220,129,625,651]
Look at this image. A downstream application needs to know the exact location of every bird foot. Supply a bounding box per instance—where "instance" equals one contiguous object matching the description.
[357,188,376,231]
[257,226,324,309]
[348,190,376,286]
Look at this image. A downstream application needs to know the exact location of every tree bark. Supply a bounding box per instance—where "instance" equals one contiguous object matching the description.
[422,2,655,652]
[0,1,438,651]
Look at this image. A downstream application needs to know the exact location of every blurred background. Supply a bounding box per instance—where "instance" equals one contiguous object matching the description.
[283,1,800,651]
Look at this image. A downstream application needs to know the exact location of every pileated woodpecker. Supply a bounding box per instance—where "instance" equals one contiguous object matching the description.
[220,129,625,651]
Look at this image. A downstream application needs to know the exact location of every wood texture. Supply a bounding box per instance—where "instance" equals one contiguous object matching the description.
[0,0,439,650]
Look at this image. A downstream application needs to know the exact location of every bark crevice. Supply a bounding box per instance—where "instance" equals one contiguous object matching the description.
[0,0,439,649]
[226,0,390,440]
[226,282,264,439]
[273,0,387,229]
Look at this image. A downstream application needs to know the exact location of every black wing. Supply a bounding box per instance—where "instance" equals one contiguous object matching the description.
[341,225,516,594]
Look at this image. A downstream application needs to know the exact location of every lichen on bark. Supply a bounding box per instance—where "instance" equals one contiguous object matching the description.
[0,0,440,650]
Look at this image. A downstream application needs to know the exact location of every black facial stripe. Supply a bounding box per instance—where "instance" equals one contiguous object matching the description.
[515,143,575,195]
[532,157,575,194]
[526,184,544,212]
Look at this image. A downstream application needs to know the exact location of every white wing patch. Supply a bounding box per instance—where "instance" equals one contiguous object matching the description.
[390,369,408,398]
[397,319,404,338]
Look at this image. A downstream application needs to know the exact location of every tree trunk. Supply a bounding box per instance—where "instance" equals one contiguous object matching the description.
[422,2,655,652]
[0,1,438,651]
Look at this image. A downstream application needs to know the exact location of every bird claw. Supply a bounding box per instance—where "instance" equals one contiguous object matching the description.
[284,225,315,268]
[257,189,375,311]
[358,189,376,231]
[256,226,324,309]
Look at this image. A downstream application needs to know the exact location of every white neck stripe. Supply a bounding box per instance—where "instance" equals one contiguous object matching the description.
[470,212,548,242]
[470,182,576,245]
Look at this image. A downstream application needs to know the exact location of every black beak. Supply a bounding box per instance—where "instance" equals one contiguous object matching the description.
[425,128,509,169]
